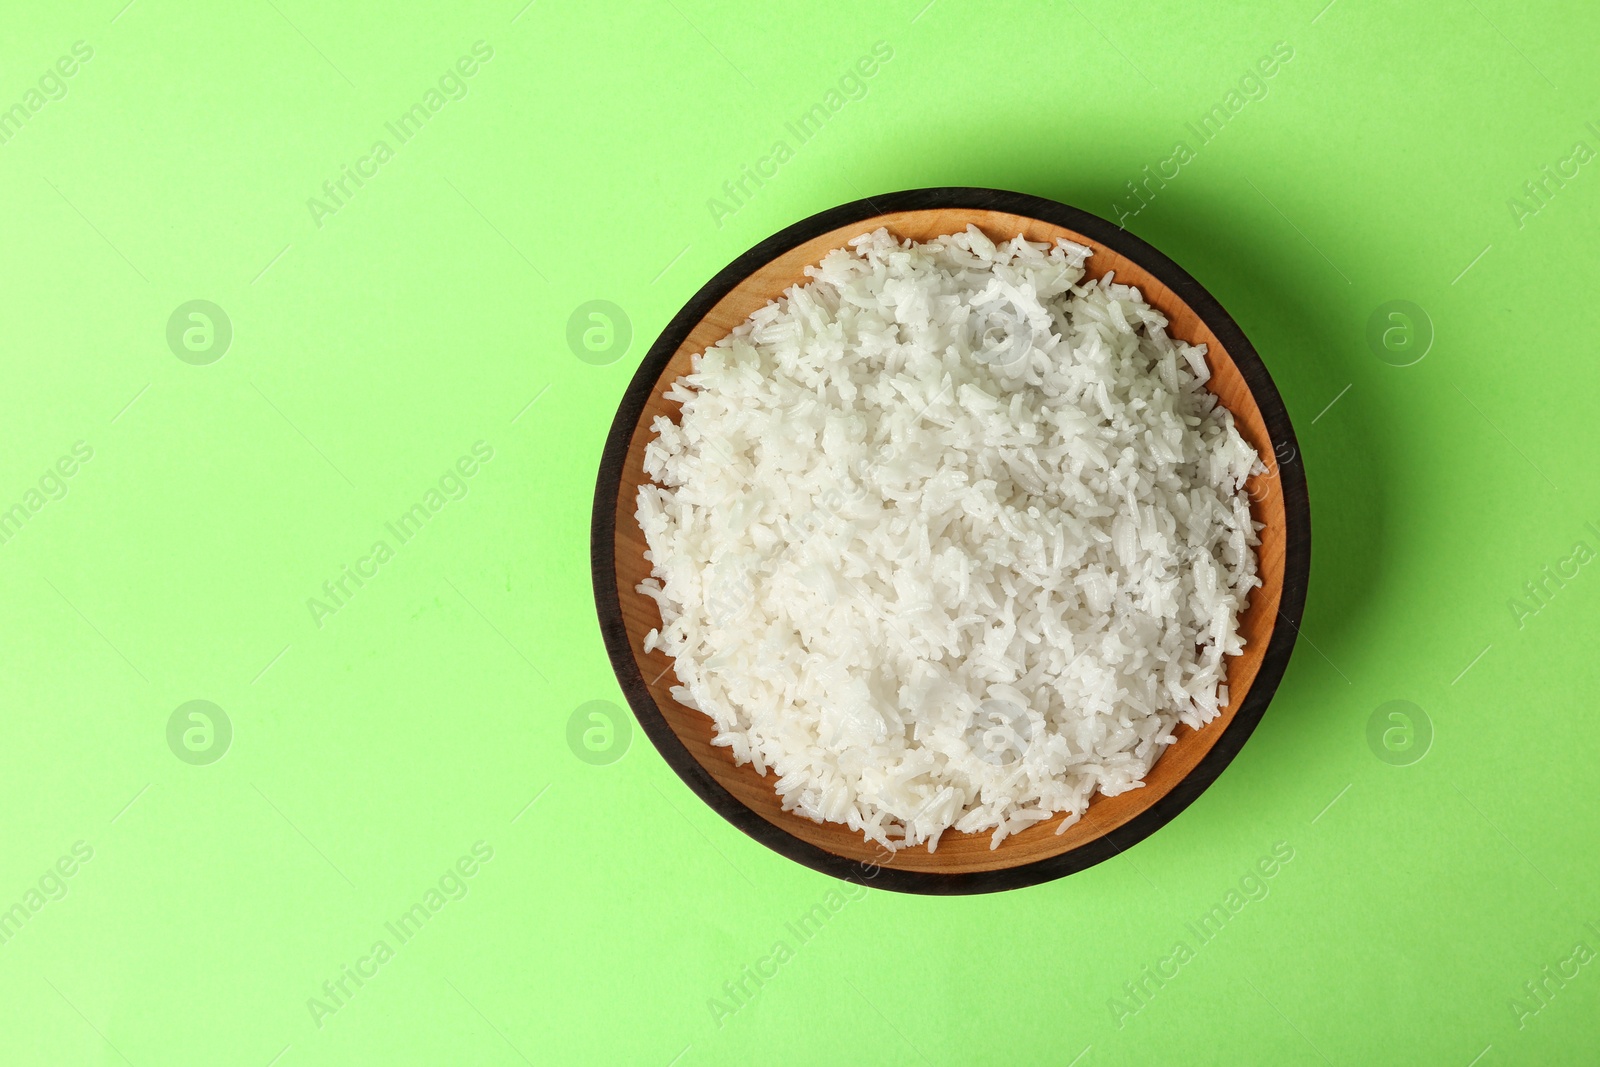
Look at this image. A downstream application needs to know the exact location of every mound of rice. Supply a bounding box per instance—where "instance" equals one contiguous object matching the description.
[635,225,1262,851]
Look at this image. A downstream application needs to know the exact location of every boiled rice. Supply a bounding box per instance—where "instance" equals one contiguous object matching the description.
[636,225,1262,851]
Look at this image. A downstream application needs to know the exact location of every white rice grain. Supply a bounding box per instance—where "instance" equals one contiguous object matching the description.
[636,226,1262,852]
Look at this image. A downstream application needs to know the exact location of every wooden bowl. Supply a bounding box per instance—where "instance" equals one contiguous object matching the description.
[592,188,1310,894]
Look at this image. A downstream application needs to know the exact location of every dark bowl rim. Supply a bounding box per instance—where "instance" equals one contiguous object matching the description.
[590,186,1312,896]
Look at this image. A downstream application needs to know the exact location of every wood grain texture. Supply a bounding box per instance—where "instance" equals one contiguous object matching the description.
[592,189,1310,893]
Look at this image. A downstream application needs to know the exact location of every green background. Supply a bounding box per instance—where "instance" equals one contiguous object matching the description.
[3,0,1597,1063]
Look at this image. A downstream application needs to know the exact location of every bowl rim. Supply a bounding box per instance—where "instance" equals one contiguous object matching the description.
[590,187,1311,895]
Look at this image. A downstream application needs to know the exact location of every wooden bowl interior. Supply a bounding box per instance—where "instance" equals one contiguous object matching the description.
[613,208,1286,874]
